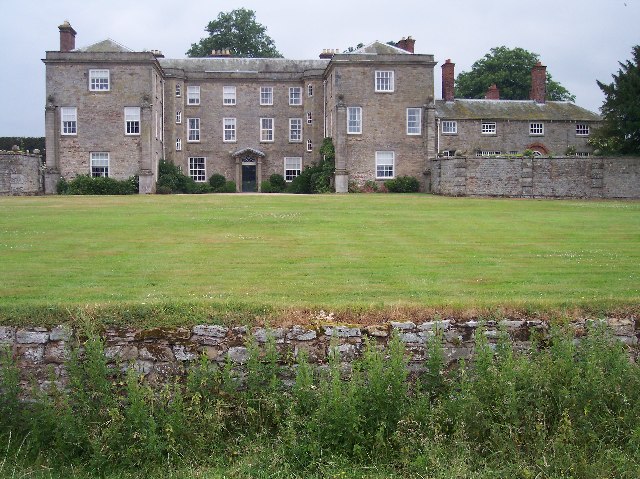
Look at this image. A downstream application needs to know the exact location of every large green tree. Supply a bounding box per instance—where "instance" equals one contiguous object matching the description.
[455,46,575,102]
[590,45,640,155]
[187,8,282,58]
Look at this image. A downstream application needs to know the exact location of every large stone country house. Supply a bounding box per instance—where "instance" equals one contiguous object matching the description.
[42,21,600,194]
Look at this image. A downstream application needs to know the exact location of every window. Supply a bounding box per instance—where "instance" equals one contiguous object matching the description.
[223,118,236,142]
[124,107,141,135]
[60,107,77,135]
[509,150,519,156]
[187,118,200,142]
[307,84,313,97]
[189,157,206,182]
[307,112,313,124]
[442,120,457,134]
[476,150,501,157]
[375,151,395,179]
[576,124,590,136]
[307,139,313,152]
[481,122,496,134]
[440,150,454,157]
[260,87,273,105]
[289,118,302,142]
[530,122,544,135]
[407,108,422,135]
[347,106,362,134]
[223,86,236,105]
[90,152,109,177]
[284,157,302,181]
[176,110,182,124]
[289,87,302,105]
[175,84,181,97]
[576,151,590,157]
[187,86,200,105]
[260,118,274,142]
[375,71,394,92]
[89,69,110,91]
[176,138,182,151]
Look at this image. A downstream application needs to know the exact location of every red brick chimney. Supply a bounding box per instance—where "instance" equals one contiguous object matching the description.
[396,36,415,53]
[58,20,76,52]
[485,83,500,100]
[442,59,455,101]
[529,61,547,103]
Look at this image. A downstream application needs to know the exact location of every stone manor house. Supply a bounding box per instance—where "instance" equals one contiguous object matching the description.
[43,21,601,194]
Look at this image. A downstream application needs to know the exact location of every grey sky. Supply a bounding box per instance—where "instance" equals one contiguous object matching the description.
[1,0,638,136]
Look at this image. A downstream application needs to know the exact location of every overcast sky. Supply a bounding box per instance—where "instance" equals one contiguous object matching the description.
[1,0,638,137]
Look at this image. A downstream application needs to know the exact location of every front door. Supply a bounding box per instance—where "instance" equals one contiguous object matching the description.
[242,164,257,192]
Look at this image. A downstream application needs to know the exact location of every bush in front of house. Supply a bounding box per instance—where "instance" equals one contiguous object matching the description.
[57,175,138,195]
[384,175,420,193]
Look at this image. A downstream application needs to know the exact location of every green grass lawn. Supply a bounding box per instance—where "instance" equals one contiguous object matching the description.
[1,194,639,325]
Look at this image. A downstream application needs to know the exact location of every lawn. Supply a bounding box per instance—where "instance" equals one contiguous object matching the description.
[1,194,639,325]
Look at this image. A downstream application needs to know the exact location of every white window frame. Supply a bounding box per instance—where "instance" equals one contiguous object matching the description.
[284,157,302,182]
[576,124,590,136]
[481,122,496,135]
[307,111,313,124]
[477,150,501,157]
[306,139,313,152]
[176,110,182,124]
[124,107,141,135]
[89,69,110,91]
[406,108,422,135]
[307,84,313,97]
[441,120,457,134]
[187,117,200,142]
[289,87,302,105]
[347,106,362,134]
[260,86,273,105]
[375,71,394,92]
[530,122,544,135]
[188,157,206,182]
[576,152,590,157]
[289,118,302,142]
[223,86,236,105]
[187,86,200,105]
[176,138,182,151]
[90,152,109,177]
[223,118,236,143]
[60,107,77,135]
[175,84,181,97]
[375,151,395,179]
[260,118,274,142]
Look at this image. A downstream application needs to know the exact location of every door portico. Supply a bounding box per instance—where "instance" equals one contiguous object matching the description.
[232,147,266,192]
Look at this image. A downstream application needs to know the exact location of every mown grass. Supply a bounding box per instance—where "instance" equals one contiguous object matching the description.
[1,194,639,326]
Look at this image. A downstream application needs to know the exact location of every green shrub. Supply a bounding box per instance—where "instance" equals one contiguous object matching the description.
[384,175,420,193]
[222,180,236,193]
[288,138,335,194]
[268,174,287,193]
[208,173,226,190]
[56,177,69,194]
[260,180,274,193]
[156,160,198,194]
[60,175,138,195]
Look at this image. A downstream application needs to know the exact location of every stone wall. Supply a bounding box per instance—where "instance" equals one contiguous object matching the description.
[0,152,43,195]
[1,317,637,391]
[431,156,640,198]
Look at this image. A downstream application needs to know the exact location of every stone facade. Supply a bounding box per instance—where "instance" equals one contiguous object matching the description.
[0,152,43,195]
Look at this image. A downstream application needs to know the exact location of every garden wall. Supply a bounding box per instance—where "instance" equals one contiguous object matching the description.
[0,151,43,195]
[431,156,640,198]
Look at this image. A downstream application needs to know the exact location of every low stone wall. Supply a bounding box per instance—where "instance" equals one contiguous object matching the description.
[1,317,638,390]
[0,151,43,195]
[431,156,640,198]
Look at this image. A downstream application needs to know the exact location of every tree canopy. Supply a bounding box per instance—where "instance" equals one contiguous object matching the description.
[455,46,575,102]
[186,8,282,58]
[590,45,640,155]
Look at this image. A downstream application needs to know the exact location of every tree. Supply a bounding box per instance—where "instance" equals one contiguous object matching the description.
[455,46,575,102]
[590,45,640,155]
[187,8,282,58]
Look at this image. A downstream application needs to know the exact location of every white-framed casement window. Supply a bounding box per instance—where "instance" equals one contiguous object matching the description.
[306,139,313,152]
[284,157,302,181]
[260,118,274,142]
[260,86,273,105]
[223,118,236,142]
[60,107,77,135]
[175,84,181,97]
[509,150,519,155]
[576,152,590,157]
[176,110,182,124]
[530,122,544,135]
[347,106,362,134]
[124,107,141,135]
[187,118,200,142]
[188,157,206,182]
[289,118,302,142]
[90,152,109,177]
[375,71,394,92]
[442,120,457,134]
[576,124,590,136]
[375,151,395,179]
[307,84,313,97]
[476,150,501,157]
[187,86,200,105]
[176,138,182,151]
[481,122,497,134]
[89,69,110,91]
[406,108,422,135]
[289,87,302,105]
[223,86,236,105]
[306,112,313,124]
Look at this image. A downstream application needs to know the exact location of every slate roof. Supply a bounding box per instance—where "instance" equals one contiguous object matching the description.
[159,57,329,74]
[349,41,411,55]
[75,39,133,53]
[436,99,601,122]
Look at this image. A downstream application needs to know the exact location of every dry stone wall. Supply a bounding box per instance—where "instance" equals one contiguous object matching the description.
[0,152,43,195]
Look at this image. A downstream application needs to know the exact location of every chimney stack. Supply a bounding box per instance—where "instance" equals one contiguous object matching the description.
[59,20,76,52]
[529,61,547,103]
[319,48,339,59]
[485,83,500,100]
[396,36,415,53]
[210,49,232,57]
[441,59,455,102]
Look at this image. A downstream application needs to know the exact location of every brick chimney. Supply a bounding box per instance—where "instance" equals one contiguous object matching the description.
[442,59,455,102]
[58,20,76,52]
[485,83,500,100]
[396,36,415,53]
[529,61,547,103]
[210,49,232,58]
[319,49,339,59]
